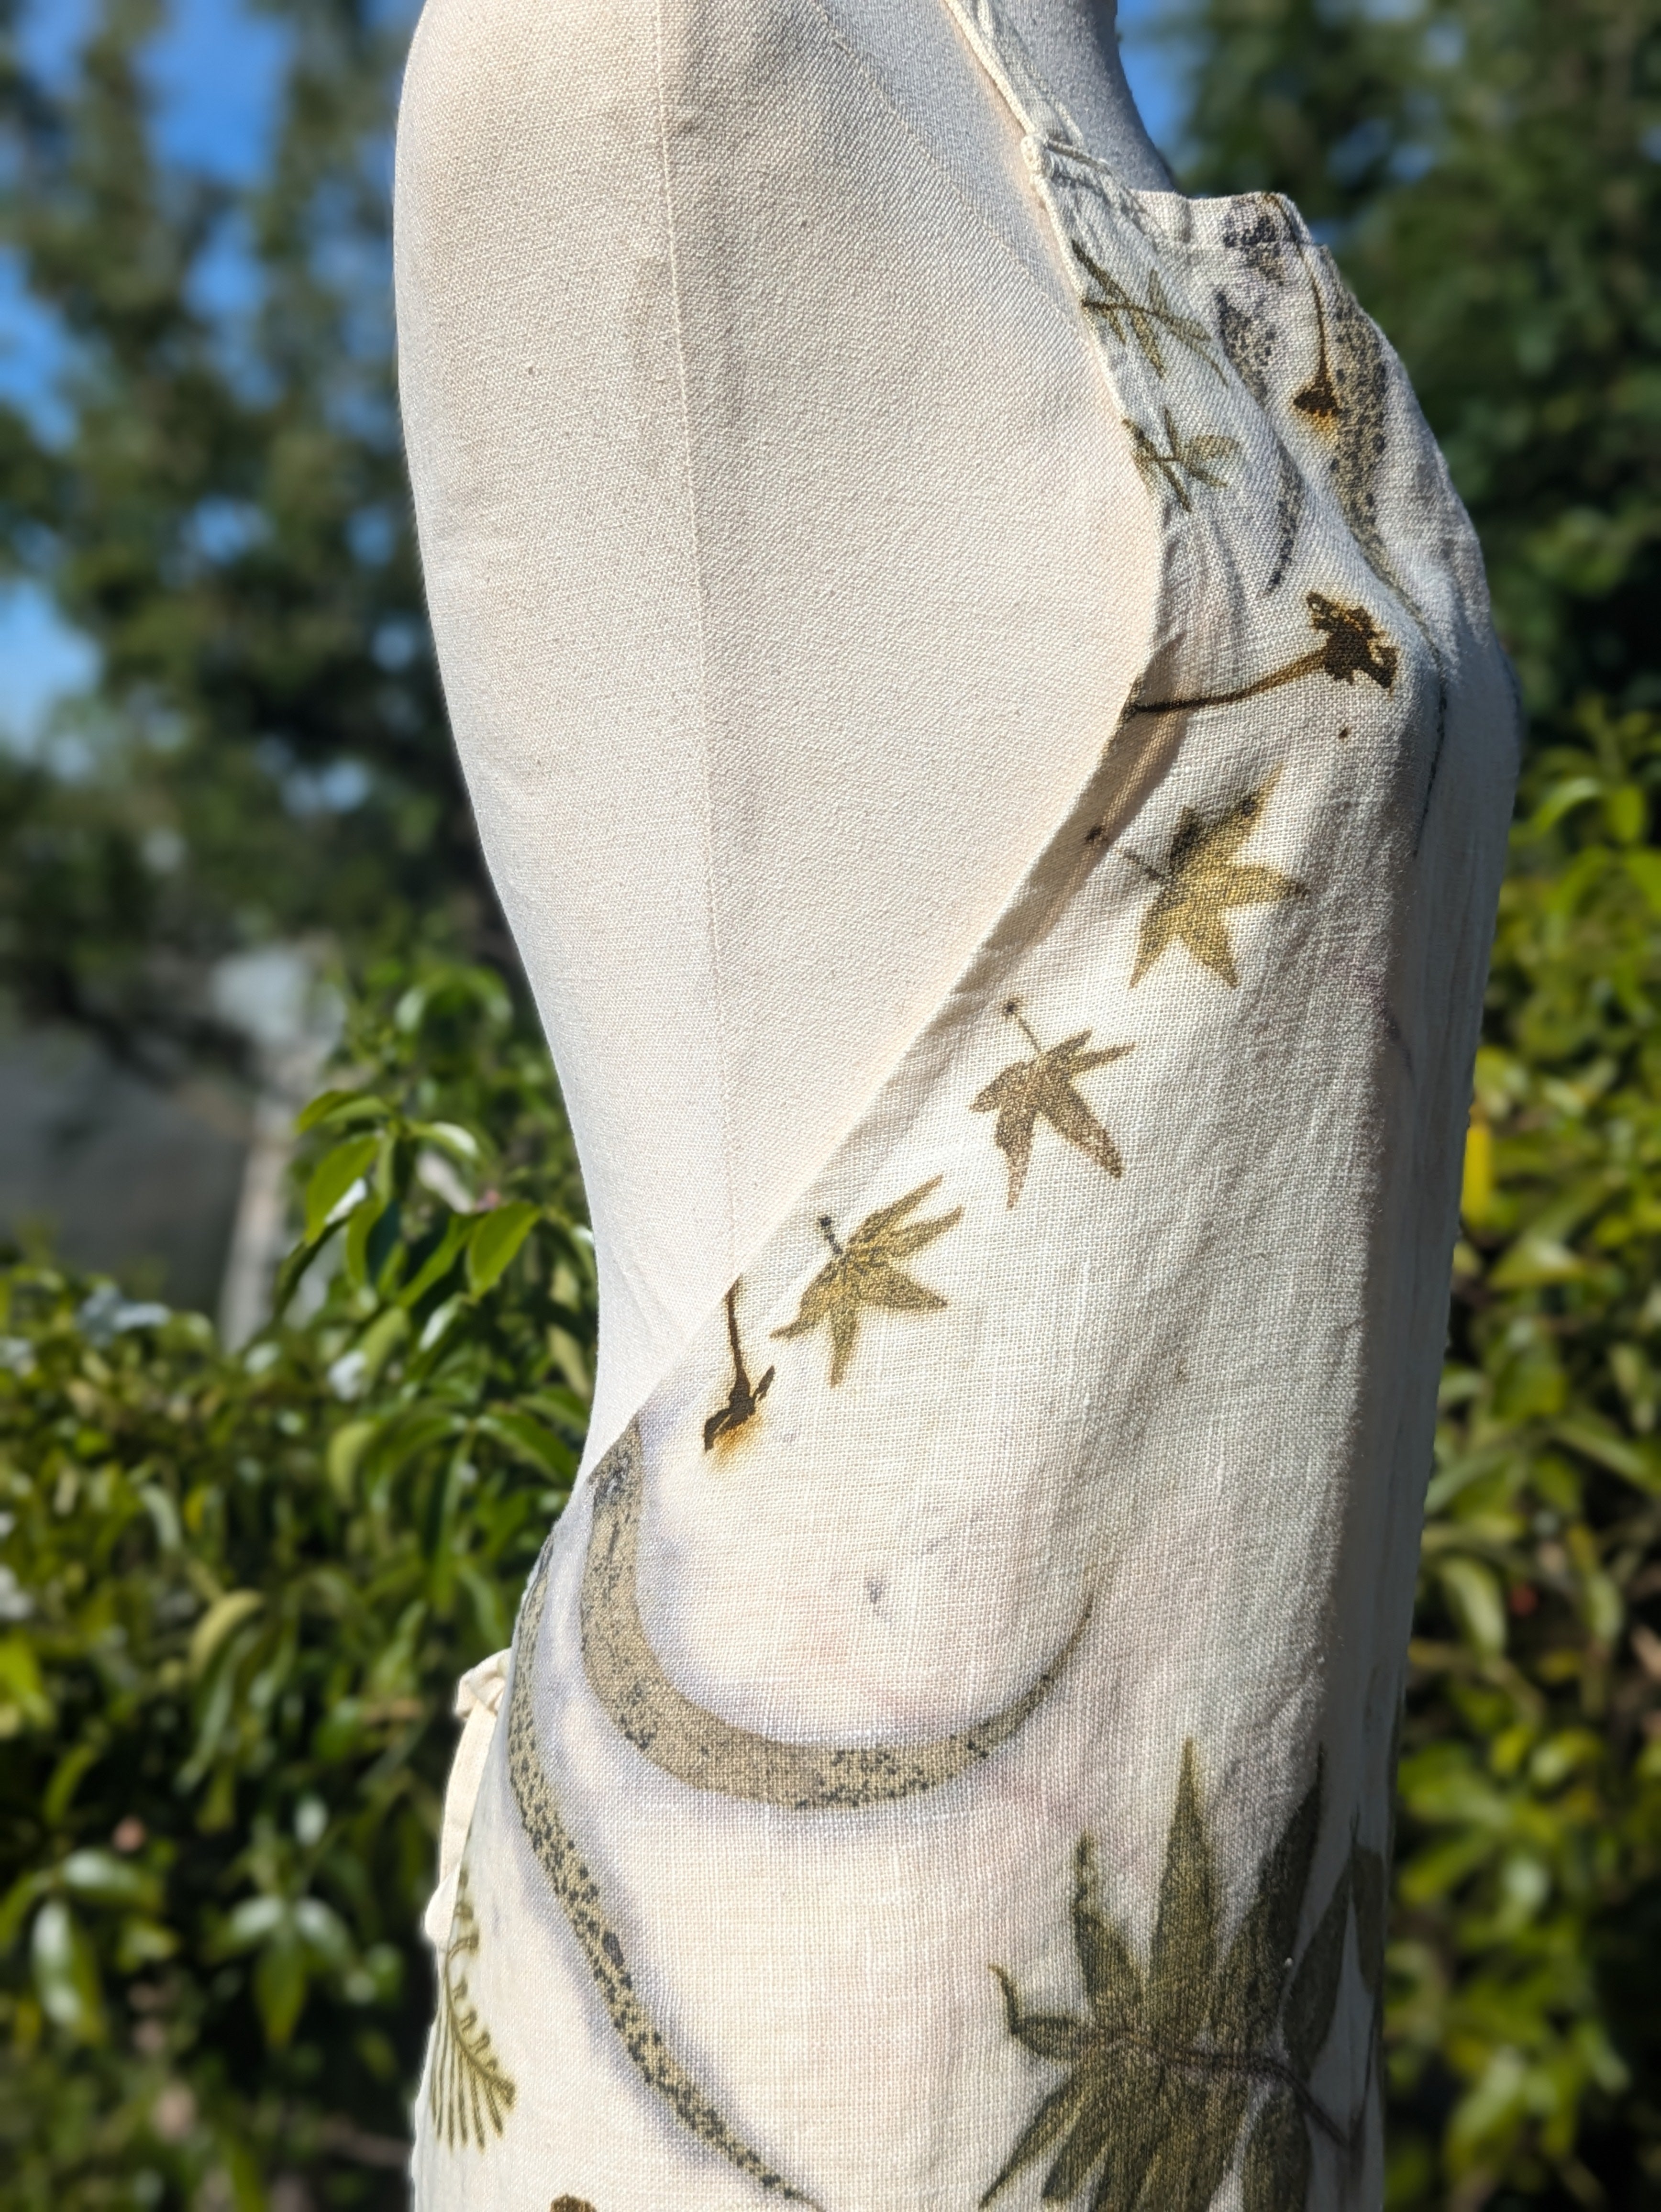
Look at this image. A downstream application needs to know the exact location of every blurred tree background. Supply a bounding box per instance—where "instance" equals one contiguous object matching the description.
[0,0,1659,2206]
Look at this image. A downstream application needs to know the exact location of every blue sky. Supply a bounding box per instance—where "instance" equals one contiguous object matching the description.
[0,0,1182,750]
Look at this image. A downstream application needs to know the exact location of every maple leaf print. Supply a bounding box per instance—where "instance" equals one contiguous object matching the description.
[703,1280,775,1450]
[972,1000,1133,1207]
[1129,781,1307,990]
[772,1176,963,1386]
[984,1744,1368,2212]
[1125,409,1240,510]
[1072,245,1221,378]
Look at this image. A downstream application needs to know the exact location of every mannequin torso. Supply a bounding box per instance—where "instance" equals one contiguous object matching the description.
[394,0,1166,1453]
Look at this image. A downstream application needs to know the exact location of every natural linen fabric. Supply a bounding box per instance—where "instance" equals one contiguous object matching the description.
[410,0,1516,2204]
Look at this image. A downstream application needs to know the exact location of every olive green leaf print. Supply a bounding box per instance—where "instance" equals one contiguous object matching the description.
[1125,411,1240,511]
[1131,591,1397,719]
[429,1864,517,2150]
[1265,444,1307,596]
[1128,781,1306,990]
[985,1744,1365,2212]
[703,1281,775,1451]
[772,1176,963,1386]
[551,2200,598,2212]
[971,999,1132,1207]
[580,1423,1092,1808]
[1072,245,1221,379]
[508,1559,818,2203]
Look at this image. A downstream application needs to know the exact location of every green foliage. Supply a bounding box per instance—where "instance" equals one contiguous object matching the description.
[0,958,595,2210]
[1390,705,1661,2208]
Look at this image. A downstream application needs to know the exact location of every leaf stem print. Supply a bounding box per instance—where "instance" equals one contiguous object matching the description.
[1127,778,1306,990]
[972,1000,1132,1207]
[508,1557,819,2204]
[772,1176,963,1386]
[703,1281,775,1451]
[1125,410,1241,511]
[429,1865,517,2151]
[1072,244,1222,379]
[580,1423,1092,1808]
[985,1745,1374,2212]
[1130,591,1397,720]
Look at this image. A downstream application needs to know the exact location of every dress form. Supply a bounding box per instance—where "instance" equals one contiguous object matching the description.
[393,0,1168,1460]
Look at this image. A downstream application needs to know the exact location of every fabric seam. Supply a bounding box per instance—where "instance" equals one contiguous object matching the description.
[651,0,741,1281]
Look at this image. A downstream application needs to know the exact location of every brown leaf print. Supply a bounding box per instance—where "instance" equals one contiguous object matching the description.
[703,1281,775,1450]
[972,1000,1132,1207]
[1131,590,1396,719]
[1129,781,1307,990]
[772,1177,963,1386]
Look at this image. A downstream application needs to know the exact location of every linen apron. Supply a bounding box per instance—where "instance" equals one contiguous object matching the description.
[410,0,1517,2203]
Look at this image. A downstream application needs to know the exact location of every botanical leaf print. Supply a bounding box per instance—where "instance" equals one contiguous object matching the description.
[1131,590,1397,719]
[1216,292,1277,406]
[1221,195,1291,286]
[1265,442,1307,596]
[508,1559,817,2202]
[971,999,1132,1207]
[1125,409,1240,511]
[1129,780,1307,990]
[580,1423,1093,1807]
[984,1743,1369,2212]
[1072,244,1221,378]
[772,1176,963,1386]
[551,2201,598,2212]
[429,1865,516,2151]
[703,1281,774,1450]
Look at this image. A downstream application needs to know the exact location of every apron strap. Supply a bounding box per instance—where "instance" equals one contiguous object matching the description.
[936,0,1084,149]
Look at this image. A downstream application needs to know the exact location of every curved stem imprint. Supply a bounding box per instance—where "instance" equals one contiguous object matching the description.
[579,1423,1092,1809]
[507,1561,818,2204]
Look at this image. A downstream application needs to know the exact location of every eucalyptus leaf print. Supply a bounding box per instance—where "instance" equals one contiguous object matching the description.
[985,1745,1373,2212]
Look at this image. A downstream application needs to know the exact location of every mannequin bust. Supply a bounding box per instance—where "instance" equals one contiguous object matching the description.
[394,0,1169,1459]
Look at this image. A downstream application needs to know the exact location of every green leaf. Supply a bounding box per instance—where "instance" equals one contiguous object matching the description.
[188,1590,264,1679]
[294,1090,388,1135]
[1147,1740,1218,2044]
[466,1201,540,1296]
[325,1419,377,1503]
[396,1212,471,1308]
[1623,849,1661,917]
[1284,1860,1351,2080]
[475,1408,577,1482]
[59,1848,161,1912]
[1438,1555,1507,1658]
[254,1932,310,2049]
[303,1134,381,1244]
[31,1899,105,2042]
[979,2076,1083,2205]
[1242,2090,1311,2212]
